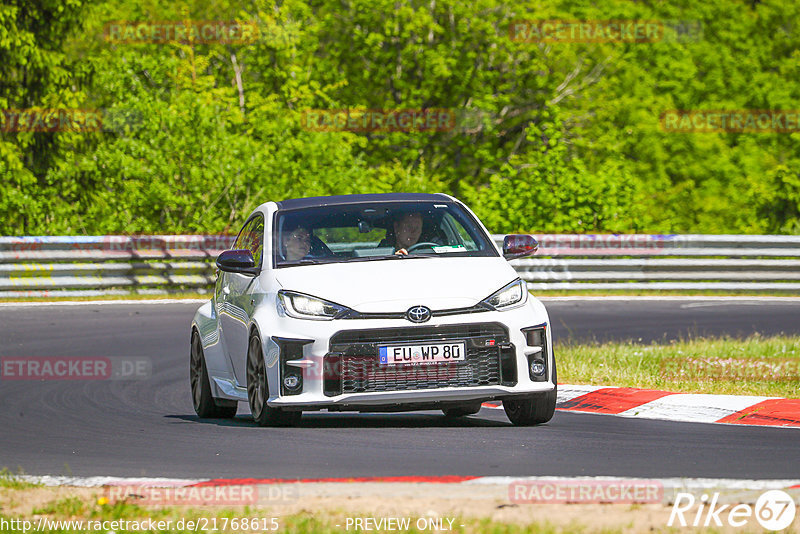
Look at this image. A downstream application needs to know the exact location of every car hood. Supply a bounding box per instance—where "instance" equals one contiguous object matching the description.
[274,257,518,312]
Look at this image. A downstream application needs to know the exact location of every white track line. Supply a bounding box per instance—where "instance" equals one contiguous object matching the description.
[17,476,206,487]
[14,475,800,491]
[0,299,206,307]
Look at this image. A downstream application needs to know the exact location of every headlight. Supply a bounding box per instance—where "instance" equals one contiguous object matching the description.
[277,290,351,320]
[480,279,527,310]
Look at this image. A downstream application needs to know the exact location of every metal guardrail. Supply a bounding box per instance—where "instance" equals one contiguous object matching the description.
[1,234,800,297]
[0,236,234,298]
[506,234,800,292]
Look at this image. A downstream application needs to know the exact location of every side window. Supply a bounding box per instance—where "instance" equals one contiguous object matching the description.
[234,219,253,250]
[233,215,264,267]
[443,213,477,250]
[249,217,265,267]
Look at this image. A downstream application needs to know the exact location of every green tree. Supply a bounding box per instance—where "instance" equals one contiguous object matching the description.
[0,0,87,233]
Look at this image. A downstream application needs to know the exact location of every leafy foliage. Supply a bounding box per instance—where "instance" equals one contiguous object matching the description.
[2,0,800,235]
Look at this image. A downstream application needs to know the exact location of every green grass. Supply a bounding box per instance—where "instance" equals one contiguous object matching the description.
[0,470,40,490]
[558,335,800,397]
[32,497,90,517]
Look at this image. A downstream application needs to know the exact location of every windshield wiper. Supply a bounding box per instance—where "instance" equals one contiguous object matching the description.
[342,255,404,263]
[342,254,433,262]
[279,258,331,266]
[282,254,436,266]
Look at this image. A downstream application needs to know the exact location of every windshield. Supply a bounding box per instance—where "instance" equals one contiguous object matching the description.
[273,201,498,267]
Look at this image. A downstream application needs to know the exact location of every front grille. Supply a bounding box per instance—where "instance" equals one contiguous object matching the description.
[339,304,489,320]
[325,323,510,396]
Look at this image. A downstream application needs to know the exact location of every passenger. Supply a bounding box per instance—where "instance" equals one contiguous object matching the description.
[282,225,312,261]
[281,224,333,261]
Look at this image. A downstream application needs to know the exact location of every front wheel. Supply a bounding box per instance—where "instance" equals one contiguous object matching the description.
[190,330,237,419]
[246,332,302,427]
[503,365,557,426]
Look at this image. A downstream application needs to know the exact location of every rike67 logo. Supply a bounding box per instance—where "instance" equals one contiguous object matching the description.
[668,490,796,531]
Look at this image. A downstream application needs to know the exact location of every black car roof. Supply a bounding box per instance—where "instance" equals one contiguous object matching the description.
[276,193,452,210]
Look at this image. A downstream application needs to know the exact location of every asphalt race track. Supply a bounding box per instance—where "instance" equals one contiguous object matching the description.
[1,298,798,480]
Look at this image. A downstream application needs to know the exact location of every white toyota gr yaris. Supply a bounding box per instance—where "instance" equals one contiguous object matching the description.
[190,193,556,426]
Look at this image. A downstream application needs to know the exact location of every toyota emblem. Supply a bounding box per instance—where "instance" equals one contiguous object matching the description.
[406,305,432,323]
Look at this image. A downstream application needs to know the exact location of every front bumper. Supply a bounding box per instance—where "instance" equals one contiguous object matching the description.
[261,300,554,410]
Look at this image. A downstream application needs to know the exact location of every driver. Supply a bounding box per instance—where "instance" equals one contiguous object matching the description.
[393,212,423,255]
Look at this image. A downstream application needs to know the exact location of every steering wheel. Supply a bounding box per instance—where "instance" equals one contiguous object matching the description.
[407,242,440,252]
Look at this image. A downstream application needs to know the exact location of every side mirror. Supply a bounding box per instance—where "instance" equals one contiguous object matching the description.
[216,249,260,276]
[503,234,538,260]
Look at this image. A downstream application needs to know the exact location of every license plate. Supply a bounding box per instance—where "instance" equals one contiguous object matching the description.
[378,342,466,365]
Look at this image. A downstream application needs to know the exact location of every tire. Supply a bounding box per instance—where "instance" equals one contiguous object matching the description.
[246,332,302,427]
[190,330,237,419]
[442,402,482,417]
[503,363,557,426]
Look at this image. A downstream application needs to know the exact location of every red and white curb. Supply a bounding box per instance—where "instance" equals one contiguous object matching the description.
[482,385,800,428]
